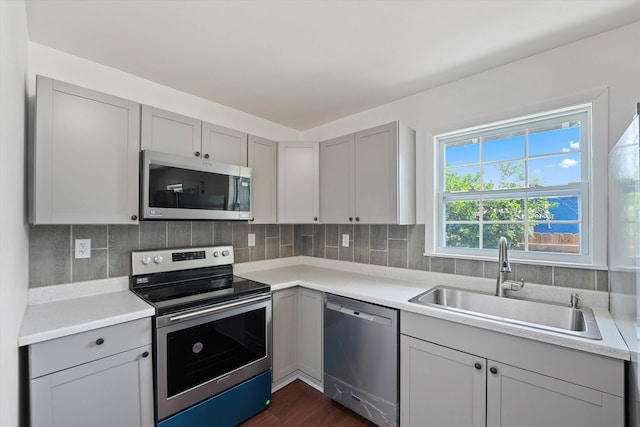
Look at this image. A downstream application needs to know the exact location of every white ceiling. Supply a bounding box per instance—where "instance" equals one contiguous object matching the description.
[25,0,640,131]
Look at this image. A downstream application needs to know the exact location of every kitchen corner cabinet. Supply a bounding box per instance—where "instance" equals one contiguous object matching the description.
[141,105,248,166]
[278,141,320,224]
[248,135,278,223]
[29,318,153,427]
[272,288,323,385]
[400,312,624,427]
[319,122,416,224]
[30,76,140,224]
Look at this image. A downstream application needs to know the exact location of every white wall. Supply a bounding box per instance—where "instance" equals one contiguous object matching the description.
[0,1,30,426]
[302,21,640,268]
[28,43,302,142]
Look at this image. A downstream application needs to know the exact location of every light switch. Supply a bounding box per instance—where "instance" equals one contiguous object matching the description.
[248,233,256,247]
[342,234,350,247]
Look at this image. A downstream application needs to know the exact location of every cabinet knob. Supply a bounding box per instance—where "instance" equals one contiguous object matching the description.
[490,367,498,375]
[195,151,201,157]
[474,362,482,370]
[95,338,105,346]
[204,153,210,159]
[131,214,138,221]
[314,217,318,221]
[349,217,353,222]
[142,351,149,358]
[355,217,360,222]
[249,217,255,222]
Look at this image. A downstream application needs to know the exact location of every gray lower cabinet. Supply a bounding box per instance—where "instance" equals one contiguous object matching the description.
[400,311,624,427]
[29,318,153,427]
[31,76,140,224]
[272,288,323,386]
[401,335,486,427]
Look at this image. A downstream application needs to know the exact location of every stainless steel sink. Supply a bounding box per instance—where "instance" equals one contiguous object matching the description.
[409,286,602,340]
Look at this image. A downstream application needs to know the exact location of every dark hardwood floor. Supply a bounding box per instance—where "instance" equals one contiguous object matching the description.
[239,380,377,427]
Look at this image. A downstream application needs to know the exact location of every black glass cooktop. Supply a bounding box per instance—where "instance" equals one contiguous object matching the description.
[131,265,270,316]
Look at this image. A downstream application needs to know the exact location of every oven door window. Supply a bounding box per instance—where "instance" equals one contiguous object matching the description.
[166,307,266,397]
[148,164,250,212]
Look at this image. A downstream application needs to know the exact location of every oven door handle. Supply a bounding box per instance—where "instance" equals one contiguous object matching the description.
[168,294,271,323]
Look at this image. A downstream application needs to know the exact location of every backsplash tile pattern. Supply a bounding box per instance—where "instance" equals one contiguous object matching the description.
[29,222,608,291]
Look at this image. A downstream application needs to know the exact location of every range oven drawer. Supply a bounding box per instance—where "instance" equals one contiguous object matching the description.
[30,318,151,378]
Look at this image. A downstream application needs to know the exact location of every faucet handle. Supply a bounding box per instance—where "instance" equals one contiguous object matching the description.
[501,278,525,292]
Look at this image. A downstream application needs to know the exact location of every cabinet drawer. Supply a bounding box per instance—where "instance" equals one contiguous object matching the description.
[30,318,151,378]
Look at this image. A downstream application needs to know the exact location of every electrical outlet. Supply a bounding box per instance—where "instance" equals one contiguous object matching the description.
[75,239,91,259]
[342,234,350,247]
[248,233,256,247]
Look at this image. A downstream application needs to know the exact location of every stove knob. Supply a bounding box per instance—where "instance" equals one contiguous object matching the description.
[213,251,220,257]
[222,250,230,257]
[154,255,163,264]
[141,256,151,265]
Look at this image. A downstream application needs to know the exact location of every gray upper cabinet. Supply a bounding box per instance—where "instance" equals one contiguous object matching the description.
[141,105,248,166]
[278,141,320,224]
[248,135,278,223]
[140,105,201,159]
[30,76,140,224]
[319,134,355,224]
[319,122,416,224]
[202,122,248,166]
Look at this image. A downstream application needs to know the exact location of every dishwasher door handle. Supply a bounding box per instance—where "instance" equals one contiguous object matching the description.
[325,301,393,326]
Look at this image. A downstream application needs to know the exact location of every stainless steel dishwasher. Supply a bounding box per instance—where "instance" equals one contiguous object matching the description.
[323,293,399,427]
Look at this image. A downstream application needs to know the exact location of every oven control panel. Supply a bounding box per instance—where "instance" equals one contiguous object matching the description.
[131,246,234,275]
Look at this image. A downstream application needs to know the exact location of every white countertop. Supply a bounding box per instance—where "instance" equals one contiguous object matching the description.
[235,256,631,361]
[18,257,631,361]
[19,277,154,346]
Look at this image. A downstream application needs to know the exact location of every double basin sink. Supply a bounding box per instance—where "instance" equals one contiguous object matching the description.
[409,286,602,340]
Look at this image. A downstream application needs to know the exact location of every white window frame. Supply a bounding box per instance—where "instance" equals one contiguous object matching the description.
[435,103,592,264]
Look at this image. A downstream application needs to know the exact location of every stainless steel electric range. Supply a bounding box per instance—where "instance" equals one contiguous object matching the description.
[130,246,272,427]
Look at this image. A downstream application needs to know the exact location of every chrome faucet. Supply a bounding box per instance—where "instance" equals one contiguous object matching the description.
[496,236,512,297]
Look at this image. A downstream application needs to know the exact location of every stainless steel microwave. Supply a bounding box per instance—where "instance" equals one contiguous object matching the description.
[140,150,252,221]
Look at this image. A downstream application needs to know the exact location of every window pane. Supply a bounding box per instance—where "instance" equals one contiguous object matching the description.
[528,153,580,187]
[483,161,525,190]
[528,123,581,157]
[445,200,479,221]
[482,225,525,251]
[445,141,479,167]
[482,198,525,222]
[530,196,579,224]
[482,134,525,162]
[445,224,479,248]
[445,166,481,191]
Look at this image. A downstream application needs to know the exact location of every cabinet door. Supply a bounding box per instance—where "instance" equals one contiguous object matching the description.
[486,362,624,427]
[31,76,140,224]
[202,122,248,166]
[272,288,298,382]
[320,134,355,224]
[278,142,319,223]
[354,122,398,223]
[140,105,201,159]
[297,288,323,382]
[248,135,277,223]
[31,346,153,427]
[400,335,486,427]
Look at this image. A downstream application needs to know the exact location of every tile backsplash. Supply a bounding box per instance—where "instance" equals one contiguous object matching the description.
[29,222,608,291]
